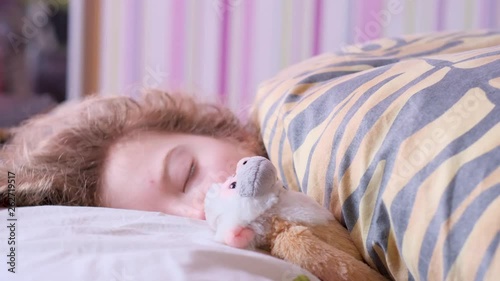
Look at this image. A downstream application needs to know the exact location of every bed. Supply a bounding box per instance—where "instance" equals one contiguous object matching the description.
[0,206,317,281]
[1,30,499,281]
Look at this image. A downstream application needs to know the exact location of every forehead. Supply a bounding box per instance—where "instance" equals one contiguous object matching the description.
[102,132,167,188]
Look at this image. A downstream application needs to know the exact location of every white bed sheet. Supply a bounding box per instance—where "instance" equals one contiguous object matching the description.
[0,206,318,281]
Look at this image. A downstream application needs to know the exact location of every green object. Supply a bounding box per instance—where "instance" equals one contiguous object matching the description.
[293,275,310,281]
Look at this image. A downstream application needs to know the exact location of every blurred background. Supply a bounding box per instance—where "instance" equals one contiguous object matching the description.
[0,0,499,127]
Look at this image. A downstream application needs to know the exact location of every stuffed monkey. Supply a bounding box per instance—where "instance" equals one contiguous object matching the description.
[204,156,388,281]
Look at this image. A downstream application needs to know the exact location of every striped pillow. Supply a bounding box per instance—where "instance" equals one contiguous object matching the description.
[252,30,500,281]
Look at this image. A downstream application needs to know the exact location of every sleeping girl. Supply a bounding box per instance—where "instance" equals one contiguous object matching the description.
[0,90,266,218]
[0,89,387,280]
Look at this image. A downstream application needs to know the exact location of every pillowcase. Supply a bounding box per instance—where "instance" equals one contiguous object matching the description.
[252,30,500,280]
[0,206,318,281]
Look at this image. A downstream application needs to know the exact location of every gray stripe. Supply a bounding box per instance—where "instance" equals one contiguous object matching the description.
[455,49,500,65]
[261,88,287,138]
[442,184,500,280]
[259,73,307,136]
[326,57,401,68]
[361,43,381,51]
[302,93,358,199]
[297,71,362,84]
[428,31,468,42]
[336,65,442,218]
[381,50,400,56]
[341,58,500,226]
[298,74,400,199]
[384,37,423,52]
[387,61,500,242]
[399,41,463,60]
[365,208,392,278]
[341,62,499,276]
[475,232,500,281]
[428,30,500,43]
[277,130,289,190]
[282,93,302,104]
[417,147,500,279]
[287,67,388,152]
[401,31,500,61]
[265,113,278,158]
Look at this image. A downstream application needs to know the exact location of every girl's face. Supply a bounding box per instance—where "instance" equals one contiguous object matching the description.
[100,131,256,220]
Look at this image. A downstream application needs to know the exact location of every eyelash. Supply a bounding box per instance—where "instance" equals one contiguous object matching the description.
[188,162,195,178]
[183,161,195,192]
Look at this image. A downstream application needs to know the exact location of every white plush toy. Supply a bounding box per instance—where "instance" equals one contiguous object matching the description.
[204,156,387,281]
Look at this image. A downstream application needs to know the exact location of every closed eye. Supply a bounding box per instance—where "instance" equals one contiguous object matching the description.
[183,161,196,192]
[163,146,195,193]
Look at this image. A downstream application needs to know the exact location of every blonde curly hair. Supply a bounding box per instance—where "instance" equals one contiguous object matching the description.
[0,90,266,208]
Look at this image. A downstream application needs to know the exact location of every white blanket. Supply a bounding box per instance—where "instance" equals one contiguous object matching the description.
[0,206,317,281]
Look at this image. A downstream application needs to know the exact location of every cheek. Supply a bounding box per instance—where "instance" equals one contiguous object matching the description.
[208,145,243,172]
[201,160,235,185]
[215,157,237,175]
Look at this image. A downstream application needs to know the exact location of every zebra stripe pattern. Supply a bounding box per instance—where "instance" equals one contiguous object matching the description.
[253,30,500,281]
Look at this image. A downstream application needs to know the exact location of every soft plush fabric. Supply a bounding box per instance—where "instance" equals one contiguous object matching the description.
[252,30,500,281]
[0,206,318,281]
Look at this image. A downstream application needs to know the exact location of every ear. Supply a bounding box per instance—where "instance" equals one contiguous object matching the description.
[224,225,255,249]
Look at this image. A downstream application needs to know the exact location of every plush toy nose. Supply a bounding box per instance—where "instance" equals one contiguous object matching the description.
[238,156,277,197]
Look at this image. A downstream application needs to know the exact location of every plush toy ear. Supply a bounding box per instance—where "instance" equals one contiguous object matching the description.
[224,225,255,249]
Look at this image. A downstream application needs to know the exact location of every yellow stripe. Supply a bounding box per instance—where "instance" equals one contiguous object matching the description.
[489,77,500,89]
[339,64,448,207]
[401,121,499,279]
[261,55,384,186]
[293,68,384,204]
[444,171,500,281]
[483,246,500,281]
[254,55,332,121]
[351,160,386,268]
[454,54,500,69]
[281,134,301,192]
[386,228,408,281]
[335,60,436,200]
[383,87,490,207]
[425,166,500,280]
[373,242,391,277]
[291,82,354,196]
[369,34,500,60]
[457,37,500,53]
[255,80,293,129]
[268,110,284,171]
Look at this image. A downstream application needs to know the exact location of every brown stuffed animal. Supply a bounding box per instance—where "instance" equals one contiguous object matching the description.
[204,156,387,281]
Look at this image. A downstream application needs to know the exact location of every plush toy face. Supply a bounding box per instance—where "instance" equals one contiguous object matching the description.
[204,156,283,248]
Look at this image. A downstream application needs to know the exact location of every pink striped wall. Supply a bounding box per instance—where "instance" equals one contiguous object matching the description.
[89,0,500,114]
